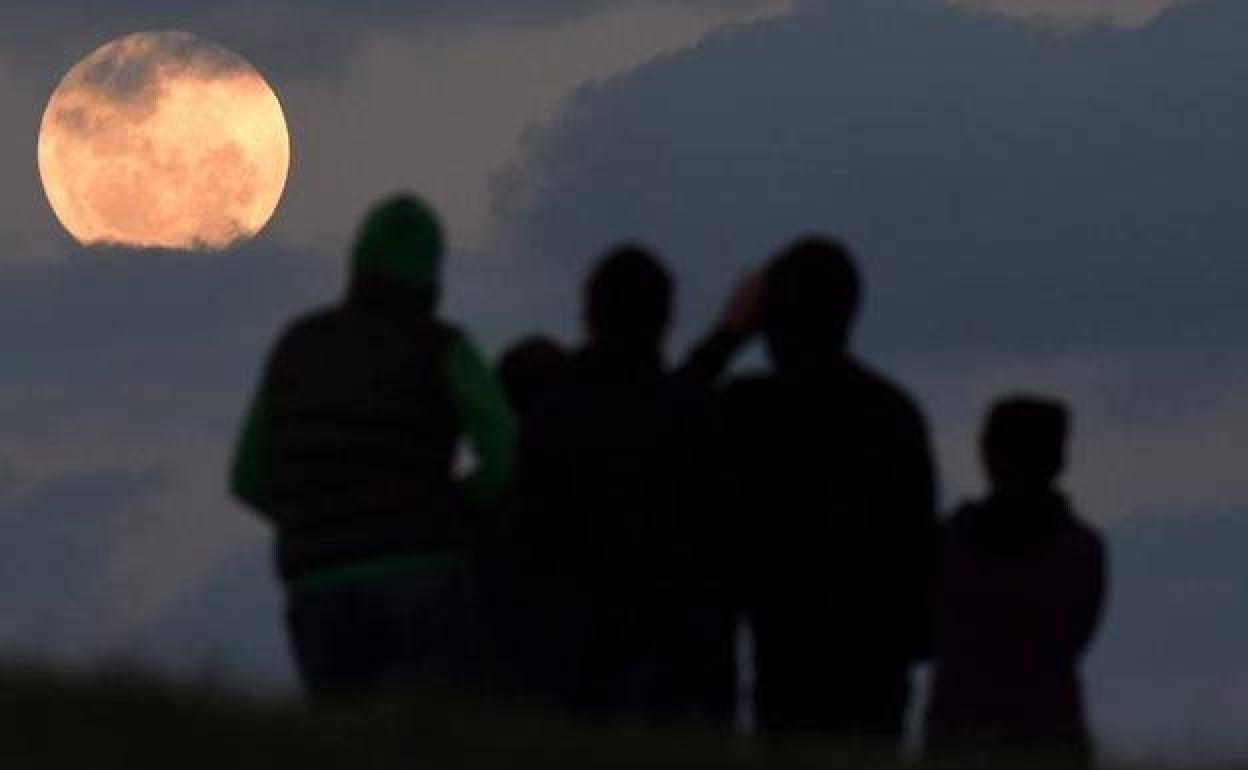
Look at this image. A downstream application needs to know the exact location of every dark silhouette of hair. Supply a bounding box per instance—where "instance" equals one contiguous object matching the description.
[982,396,1070,491]
[584,244,672,355]
[762,236,862,367]
[498,336,568,414]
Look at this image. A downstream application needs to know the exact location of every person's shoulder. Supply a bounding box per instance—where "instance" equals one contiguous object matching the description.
[849,359,929,426]
[935,501,988,565]
[260,308,343,376]
[272,306,342,347]
[1062,505,1107,556]
[432,318,465,341]
[428,321,471,361]
[849,359,920,404]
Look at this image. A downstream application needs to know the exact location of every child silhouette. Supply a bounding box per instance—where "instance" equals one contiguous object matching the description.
[925,396,1107,763]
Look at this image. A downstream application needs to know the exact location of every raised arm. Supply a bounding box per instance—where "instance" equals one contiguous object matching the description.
[677,269,765,387]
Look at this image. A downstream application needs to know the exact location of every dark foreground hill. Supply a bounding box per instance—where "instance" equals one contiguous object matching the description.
[0,665,1223,770]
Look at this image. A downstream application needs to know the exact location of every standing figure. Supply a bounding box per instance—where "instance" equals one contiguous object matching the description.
[229,194,517,699]
[517,245,735,724]
[479,335,570,705]
[925,396,1107,763]
[498,336,569,417]
[719,237,938,743]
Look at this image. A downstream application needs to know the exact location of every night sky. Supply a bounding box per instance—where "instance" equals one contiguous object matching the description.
[0,0,1244,761]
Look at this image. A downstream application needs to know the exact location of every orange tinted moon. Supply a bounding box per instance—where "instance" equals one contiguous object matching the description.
[37,31,290,250]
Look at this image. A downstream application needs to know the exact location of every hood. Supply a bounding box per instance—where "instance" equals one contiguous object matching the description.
[350,194,444,292]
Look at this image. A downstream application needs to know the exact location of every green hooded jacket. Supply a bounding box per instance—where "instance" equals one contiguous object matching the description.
[229,195,517,585]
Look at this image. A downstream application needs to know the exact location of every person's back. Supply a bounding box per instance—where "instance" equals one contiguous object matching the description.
[721,237,937,741]
[533,346,709,606]
[262,295,460,576]
[479,335,570,704]
[925,397,1106,763]
[229,195,517,699]
[518,246,731,723]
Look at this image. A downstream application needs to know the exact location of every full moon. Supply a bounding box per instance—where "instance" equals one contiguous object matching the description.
[37,31,290,250]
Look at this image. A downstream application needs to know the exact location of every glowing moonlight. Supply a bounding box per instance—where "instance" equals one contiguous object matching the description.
[38,31,290,250]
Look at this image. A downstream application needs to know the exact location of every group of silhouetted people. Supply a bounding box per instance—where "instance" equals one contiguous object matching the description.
[230,194,1108,763]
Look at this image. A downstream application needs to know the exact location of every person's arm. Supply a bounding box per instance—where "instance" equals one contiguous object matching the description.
[229,383,274,514]
[679,328,749,387]
[895,405,940,663]
[1075,533,1110,656]
[444,335,519,511]
[678,269,765,387]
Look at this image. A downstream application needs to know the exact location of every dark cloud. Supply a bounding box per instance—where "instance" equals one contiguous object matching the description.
[1087,508,1248,760]
[0,0,695,81]
[0,467,169,657]
[2,0,624,31]
[0,242,336,439]
[512,0,1248,370]
[124,542,294,688]
[0,240,343,669]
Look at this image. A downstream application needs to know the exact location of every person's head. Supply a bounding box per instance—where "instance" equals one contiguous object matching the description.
[498,336,567,415]
[348,193,445,308]
[762,236,861,368]
[584,244,673,357]
[981,396,1070,493]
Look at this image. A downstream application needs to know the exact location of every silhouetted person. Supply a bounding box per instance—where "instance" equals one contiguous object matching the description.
[924,397,1106,763]
[516,245,734,724]
[477,335,570,704]
[229,194,517,699]
[714,237,937,742]
[498,336,568,416]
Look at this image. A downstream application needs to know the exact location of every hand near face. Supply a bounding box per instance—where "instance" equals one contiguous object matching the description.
[720,268,766,336]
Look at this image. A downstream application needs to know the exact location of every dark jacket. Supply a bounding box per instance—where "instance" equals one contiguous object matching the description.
[260,284,464,581]
[925,492,1107,757]
[522,347,721,580]
[515,346,729,719]
[724,358,937,661]
[231,197,518,586]
[720,356,937,735]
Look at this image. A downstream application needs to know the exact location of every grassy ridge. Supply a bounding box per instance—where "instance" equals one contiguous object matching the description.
[0,666,1212,770]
